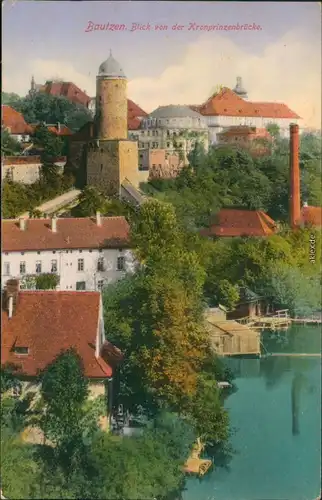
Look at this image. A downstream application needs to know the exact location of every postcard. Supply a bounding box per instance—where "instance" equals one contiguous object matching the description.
[2,2,321,500]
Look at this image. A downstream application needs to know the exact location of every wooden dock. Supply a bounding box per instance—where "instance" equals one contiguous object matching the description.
[183,438,212,477]
[237,310,292,331]
[292,318,322,325]
[265,353,321,358]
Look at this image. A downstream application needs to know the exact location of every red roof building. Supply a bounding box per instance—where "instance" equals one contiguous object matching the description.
[40,81,92,108]
[1,282,122,379]
[201,209,277,238]
[193,88,300,119]
[217,126,272,156]
[2,105,33,136]
[2,216,130,253]
[128,99,148,130]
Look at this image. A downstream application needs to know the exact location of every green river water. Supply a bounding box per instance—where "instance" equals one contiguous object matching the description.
[183,325,321,500]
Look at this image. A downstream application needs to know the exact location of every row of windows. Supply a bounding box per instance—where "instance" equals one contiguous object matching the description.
[138,142,184,149]
[4,248,113,256]
[3,257,126,276]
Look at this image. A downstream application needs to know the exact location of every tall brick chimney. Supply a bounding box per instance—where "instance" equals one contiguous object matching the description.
[289,123,301,228]
[5,279,20,318]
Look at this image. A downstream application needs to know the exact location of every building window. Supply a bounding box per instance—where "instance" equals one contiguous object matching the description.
[117,256,125,271]
[36,261,42,273]
[14,346,29,355]
[77,259,84,272]
[97,280,104,291]
[51,260,57,273]
[4,262,10,276]
[76,281,86,291]
[37,251,41,255]
[20,262,26,274]
[155,130,158,136]
[97,257,105,272]
[147,130,150,136]
[167,142,170,148]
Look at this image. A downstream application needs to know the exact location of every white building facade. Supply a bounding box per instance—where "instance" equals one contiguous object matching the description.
[2,215,135,292]
[130,105,209,163]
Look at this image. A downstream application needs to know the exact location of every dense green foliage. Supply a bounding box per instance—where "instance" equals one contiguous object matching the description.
[1,351,197,499]
[143,131,321,229]
[71,186,129,217]
[2,122,75,218]
[5,91,92,133]
[1,128,23,156]
[103,200,232,444]
[2,172,74,219]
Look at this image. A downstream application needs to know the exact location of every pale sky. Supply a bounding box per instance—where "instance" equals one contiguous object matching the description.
[2,1,321,128]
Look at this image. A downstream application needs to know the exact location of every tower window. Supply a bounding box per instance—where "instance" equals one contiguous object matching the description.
[101,164,103,172]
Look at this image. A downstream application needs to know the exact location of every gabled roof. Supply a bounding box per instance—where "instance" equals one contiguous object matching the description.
[192,88,300,119]
[41,81,91,108]
[2,105,33,135]
[3,216,130,252]
[127,99,148,119]
[301,206,322,227]
[201,209,277,237]
[1,291,113,378]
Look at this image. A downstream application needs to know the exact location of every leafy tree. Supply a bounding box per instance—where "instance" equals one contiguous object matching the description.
[10,93,92,133]
[266,123,280,140]
[1,128,23,156]
[2,91,22,106]
[71,186,129,217]
[258,263,321,316]
[35,273,60,290]
[33,123,64,158]
[186,373,229,444]
[39,349,89,452]
[90,412,194,500]
[0,435,41,500]
[205,278,240,310]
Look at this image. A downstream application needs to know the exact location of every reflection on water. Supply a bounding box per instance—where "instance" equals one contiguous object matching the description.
[183,326,321,500]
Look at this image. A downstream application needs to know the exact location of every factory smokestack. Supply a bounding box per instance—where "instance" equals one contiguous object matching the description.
[289,124,301,228]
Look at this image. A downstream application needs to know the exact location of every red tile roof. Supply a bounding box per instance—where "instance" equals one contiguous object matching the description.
[1,291,112,378]
[3,156,66,166]
[128,99,148,119]
[301,206,322,227]
[3,216,130,252]
[128,117,141,130]
[46,125,73,136]
[2,105,33,135]
[193,88,300,119]
[202,209,277,237]
[218,126,272,138]
[41,81,91,108]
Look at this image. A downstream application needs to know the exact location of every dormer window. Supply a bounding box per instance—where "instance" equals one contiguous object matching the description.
[14,346,29,355]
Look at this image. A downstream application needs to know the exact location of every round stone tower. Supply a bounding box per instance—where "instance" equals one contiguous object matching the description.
[96,51,128,140]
